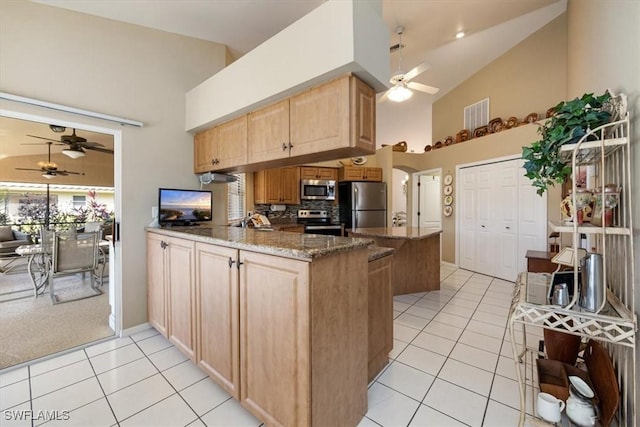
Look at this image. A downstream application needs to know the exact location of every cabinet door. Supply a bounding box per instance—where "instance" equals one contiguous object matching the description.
[351,77,376,151]
[166,237,196,360]
[317,167,337,180]
[195,243,240,398]
[216,115,248,170]
[239,251,310,427]
[300,167,319,180]
[253,170,267,204]
[194,128,216,174]
[367,256,392,382]
[364,167,382,182]
[339,166,365,181]
[280,166,301,204]
[264,168,284,204]
[300,167,336,180]
[290,77,350,157]
[248,99,290,164]
[147,233,167,337]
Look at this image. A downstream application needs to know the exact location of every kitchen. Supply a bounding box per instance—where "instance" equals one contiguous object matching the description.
[1,1,637,426]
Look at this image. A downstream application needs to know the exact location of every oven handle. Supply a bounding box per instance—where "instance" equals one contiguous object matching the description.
[304,225,342,231]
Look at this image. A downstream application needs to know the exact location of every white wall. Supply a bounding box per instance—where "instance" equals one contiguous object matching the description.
[377,96,433,154]
[0,0,227,328]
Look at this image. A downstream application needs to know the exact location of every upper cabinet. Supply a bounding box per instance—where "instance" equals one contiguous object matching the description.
[254,167,301,205]
[194,116,248,173]
[300,166,337,181]
[248,99,290,165]
[194,74,376,174]
[339,166,382,182]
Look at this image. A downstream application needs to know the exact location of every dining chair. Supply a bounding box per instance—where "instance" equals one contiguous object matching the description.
[83,222,108,286]
[49,231,103,304]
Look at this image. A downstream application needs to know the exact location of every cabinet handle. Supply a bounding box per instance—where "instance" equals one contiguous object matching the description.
[236,259,244,270]
[228,257,235,268]
[211,159,215,165]
[282,143,287,151]
[160,240,168,249]
[481,225,486,228]
[288,142,294,150]
[506,226,511,230]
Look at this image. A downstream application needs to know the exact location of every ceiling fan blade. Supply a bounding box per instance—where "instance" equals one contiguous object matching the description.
[79,141,106,148]
[407,82,440,95]
[377,89,392,104]
[84,146,114,154]
[59,170,82,175]
[403,62,432,82]
[15,167,41,172]
[27,134,58,142]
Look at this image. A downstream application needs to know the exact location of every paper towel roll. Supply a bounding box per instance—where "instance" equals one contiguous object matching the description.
[270,204,286,212]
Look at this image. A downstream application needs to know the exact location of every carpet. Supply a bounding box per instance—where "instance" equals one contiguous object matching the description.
[0,270,114,369]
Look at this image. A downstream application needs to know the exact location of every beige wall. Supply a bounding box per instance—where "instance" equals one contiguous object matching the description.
[0,0,227,329]
[393,124,561,263]
[432,13,568,143]
[566,1,640,424]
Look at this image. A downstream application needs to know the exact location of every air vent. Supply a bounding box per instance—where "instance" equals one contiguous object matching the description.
[464,98,489,132]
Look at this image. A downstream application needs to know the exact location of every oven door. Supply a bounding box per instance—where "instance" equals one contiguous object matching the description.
[301,180,336,201]
[303,225,343,236]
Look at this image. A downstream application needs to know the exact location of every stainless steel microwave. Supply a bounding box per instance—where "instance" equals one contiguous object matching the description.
[300,179,336,201]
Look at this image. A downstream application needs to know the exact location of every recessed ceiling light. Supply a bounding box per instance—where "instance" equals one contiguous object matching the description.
[456,31,465,39]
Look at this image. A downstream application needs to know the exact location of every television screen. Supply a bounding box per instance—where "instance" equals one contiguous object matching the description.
[159,188,212,225]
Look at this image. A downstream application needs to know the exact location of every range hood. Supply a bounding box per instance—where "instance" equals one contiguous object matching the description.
[199,172,238,184]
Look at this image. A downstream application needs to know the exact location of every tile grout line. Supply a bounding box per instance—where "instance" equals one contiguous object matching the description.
[83,346,121,427]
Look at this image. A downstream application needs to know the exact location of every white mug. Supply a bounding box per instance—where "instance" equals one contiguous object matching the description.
[537,392,565,423]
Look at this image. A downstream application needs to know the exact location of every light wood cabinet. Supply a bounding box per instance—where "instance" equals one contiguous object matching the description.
[239,251,310,427]
[290,75,375,160]
[248,99,290,164]
[367,254,393,382]
[338,166,382,182]
[194,74,376,174]
[194,116,248,173]
[254,166,300,204]
[300,166,337,180]
[195,243,240,398]
[147,233,196,360]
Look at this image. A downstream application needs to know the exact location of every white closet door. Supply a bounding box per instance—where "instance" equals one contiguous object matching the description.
[494,160,519,281]
[475,165,494,276]
[459,168,477,272]
[517,160,548,271]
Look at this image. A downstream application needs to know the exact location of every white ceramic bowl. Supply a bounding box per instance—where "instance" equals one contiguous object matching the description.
[569,375,594,399]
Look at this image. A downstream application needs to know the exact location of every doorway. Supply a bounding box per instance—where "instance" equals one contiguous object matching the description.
[0,111,121,369]
[412,168,442,229]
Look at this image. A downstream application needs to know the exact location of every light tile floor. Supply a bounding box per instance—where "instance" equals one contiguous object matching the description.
[0,266,544,427]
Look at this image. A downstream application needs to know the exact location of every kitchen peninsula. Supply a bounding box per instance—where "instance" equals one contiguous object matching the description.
[348,227,442,295]
[146,226,374,427]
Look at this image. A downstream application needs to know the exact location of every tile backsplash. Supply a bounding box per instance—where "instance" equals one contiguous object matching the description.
[255,201,339,223]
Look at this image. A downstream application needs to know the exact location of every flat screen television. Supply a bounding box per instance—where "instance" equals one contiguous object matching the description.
[159,188,212,226]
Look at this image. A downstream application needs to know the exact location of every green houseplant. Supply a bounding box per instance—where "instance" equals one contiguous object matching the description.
[522,91,612,195]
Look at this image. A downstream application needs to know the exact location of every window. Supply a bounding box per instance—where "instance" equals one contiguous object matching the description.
[464,98,489,132]
[227,173,246,222]
[72,195,86,208]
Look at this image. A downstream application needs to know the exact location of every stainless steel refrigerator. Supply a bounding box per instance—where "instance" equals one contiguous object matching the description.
[339,181,387,229]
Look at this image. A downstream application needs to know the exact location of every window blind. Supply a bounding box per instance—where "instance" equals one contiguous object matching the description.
[227,173,246,222]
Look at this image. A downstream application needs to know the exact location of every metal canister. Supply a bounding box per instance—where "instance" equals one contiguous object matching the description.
[579,253,605,312]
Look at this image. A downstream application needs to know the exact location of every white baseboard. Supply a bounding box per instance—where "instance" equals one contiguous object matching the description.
[120,322,152,338]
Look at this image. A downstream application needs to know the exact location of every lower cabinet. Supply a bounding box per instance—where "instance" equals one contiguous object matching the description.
[367,254,393,382]
[147,233,196,360]
[239,252,310,427]
[147,232,368,427]
[195,243,240,398]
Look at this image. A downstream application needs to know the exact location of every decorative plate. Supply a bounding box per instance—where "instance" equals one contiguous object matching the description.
[443,206,453,217]
[444,174,453,185]
[443,185,453,195]
[444,195,453,206]
[352,156,367,165]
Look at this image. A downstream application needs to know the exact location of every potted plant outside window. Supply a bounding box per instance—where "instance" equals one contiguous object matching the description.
[522,91,612,195]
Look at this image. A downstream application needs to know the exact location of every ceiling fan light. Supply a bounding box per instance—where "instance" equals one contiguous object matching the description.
[42,173,55,179]
[62,148,86,159]
[456,31,465,39]
[388,84,413,102]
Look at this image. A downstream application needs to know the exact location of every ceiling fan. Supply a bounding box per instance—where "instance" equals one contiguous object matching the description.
[379,26,440,103]
[27,127,114,158]
[15,141,82,179]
